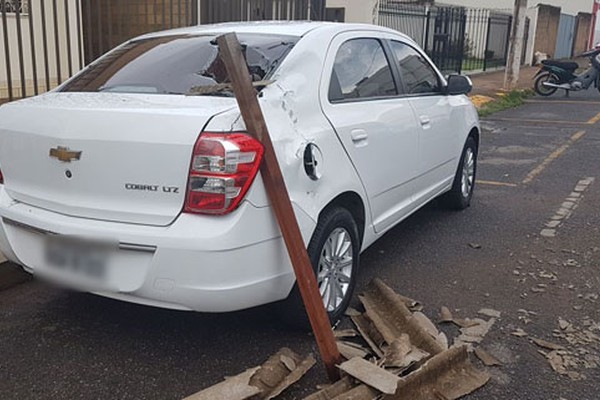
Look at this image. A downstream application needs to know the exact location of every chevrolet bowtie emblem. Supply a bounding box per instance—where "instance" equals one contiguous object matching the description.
[49,146,82,162]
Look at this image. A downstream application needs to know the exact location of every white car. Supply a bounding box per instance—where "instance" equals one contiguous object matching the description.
[0,21,479,323]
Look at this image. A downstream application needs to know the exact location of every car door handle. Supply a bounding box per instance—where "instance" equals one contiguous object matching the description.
[351,130,368,143]
[419,115,431,126]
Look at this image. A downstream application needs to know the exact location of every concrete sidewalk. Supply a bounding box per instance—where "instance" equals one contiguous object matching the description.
[468,57,588,99]
[468,66,539,98]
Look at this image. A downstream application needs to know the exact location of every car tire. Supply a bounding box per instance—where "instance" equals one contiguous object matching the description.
[278,207,360,330]
[442,137,477,210]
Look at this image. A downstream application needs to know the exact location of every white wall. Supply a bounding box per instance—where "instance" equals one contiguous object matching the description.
[438,0,594,16]
[525,6,539,64]
[326,0,379,23]
[0,0,82,99]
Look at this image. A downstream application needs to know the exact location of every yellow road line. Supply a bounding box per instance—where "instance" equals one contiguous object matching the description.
[484,117,588,125]
[476,180,518,187]
[522,130,587,184]
[587,110,600,125]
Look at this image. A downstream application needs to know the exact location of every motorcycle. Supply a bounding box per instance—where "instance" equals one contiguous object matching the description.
[533,48,600,97]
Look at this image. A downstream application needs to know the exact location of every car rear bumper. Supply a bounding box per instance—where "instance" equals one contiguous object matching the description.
[0,188,315,312]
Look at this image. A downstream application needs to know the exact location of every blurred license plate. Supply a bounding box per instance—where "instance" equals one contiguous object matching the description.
[44,235,113,280]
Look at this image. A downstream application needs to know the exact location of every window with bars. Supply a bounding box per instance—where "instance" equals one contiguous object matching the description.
[0,0,29,14]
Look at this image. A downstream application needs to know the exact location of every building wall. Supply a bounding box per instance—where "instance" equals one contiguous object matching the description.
[573,12,593,54]
[438,0,594,16]
[524,6,539,64]
[534,3,561,56]
[0,0,82,99]
[326,0,379,24]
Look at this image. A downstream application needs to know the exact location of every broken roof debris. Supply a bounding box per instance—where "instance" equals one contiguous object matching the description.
[184,279,493,399]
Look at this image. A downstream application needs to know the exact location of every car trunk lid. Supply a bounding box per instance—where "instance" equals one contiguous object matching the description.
[0,92,237,226]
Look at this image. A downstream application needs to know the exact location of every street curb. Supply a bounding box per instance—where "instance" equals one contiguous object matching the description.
[0,262,31,291]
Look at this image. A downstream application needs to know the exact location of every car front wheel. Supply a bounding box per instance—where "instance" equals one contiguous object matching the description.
[278,207,359,329]
[442,137,477,210]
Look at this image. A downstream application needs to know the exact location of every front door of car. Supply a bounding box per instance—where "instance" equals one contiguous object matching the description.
[320,33,420,234]
[388,40,458,204]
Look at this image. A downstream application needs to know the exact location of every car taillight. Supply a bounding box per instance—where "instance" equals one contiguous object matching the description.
[0,169,3,184]
[184,132,264,215]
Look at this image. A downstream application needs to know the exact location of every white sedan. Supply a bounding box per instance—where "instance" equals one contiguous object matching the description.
[0,21,479,324]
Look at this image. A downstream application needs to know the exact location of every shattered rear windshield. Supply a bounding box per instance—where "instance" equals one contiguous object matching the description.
[60,33,299,95]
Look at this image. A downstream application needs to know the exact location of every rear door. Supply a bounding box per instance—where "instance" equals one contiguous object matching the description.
[387,40,458,202]
[320,32,420,233]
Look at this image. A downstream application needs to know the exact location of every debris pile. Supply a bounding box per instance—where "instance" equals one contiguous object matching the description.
[308,279,490,399]
[514,317,600,381]
[438,306,498,348]
[183,348,316,400]
[183,279,493,400]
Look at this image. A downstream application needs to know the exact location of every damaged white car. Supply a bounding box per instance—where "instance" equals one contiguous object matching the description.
[0,21,479,323]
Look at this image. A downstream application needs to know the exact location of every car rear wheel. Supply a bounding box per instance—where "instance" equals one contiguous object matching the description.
[278,207,359,329]
[442,137,477,210]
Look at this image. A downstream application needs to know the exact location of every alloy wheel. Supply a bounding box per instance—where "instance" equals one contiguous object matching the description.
[317,227,353,312]
[461,147,475,198]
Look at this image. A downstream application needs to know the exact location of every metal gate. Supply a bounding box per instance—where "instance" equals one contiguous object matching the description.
[428,7,467,74]
[82,0,325,68]
[81,0,199,64]
[555,13,576,59]
[377,1,515,74]
[484,13,512,71]
[378,2,469,74]
[378,1,428,46]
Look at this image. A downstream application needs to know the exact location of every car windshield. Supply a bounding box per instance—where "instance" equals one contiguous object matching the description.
[60,33,299,95]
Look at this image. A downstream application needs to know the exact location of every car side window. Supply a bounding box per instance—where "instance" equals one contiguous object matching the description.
[389,41,441,95]
[329,38,397,102]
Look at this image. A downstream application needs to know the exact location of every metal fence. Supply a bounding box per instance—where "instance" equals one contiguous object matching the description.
[82,0,199,65]
[200,0,325,24]
[462,9,513,72]
[0,0,324,103]
[378,1,522,75]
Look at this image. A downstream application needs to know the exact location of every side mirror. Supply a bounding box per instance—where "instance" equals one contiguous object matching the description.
[445,75,472,95]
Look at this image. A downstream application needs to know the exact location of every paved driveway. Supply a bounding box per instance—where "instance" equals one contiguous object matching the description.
[1,91,600,400]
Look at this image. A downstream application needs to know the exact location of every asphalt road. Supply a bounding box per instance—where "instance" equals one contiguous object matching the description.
[1,90,600,400]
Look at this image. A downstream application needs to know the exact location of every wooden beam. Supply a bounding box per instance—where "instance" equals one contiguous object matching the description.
[216,32,342,381]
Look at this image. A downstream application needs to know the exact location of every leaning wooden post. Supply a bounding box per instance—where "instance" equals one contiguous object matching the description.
[216,33,342,381]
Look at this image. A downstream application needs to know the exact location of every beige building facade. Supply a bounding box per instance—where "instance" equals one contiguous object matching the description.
[438,0,594,16]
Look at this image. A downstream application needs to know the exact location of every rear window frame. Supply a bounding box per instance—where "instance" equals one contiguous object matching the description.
[59,32,300,96]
